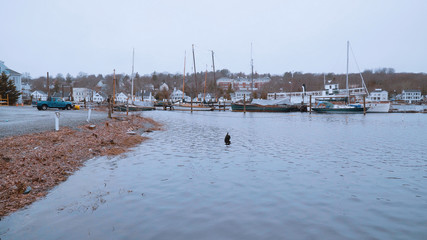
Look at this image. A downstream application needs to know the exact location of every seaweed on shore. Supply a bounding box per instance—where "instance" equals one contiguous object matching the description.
[0,115,162,217]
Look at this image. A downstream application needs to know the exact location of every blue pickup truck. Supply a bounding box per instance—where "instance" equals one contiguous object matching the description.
[36,97,74,110]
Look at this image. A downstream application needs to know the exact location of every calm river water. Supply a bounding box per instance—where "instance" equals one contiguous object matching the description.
[1,111,426,240]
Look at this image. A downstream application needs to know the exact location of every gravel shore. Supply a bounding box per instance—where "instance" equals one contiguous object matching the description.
[0,106,108,138]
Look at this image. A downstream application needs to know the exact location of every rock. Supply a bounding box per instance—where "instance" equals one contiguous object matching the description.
[23,186,32,194]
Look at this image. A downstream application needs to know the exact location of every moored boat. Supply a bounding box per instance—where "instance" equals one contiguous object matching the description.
[231,99,299,112]
[114,104,154,112]
[312,101,368,113]
[172,103,214,111]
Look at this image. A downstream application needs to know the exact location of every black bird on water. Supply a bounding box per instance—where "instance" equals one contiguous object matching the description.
[224,132,231,145]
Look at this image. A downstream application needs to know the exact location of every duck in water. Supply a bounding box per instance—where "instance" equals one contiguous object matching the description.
[224,132,231,145]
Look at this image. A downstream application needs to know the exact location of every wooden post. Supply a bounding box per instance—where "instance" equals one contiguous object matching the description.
[243,94,246,113]
[108,96,112,119]
[126,96,129,116]
[191,97,193,112]
[363,95,366,115]
[112,69,116,104]
[112,69,116,113]
[309,95,312,114]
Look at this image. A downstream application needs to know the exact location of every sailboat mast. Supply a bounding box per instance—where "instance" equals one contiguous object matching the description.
[182,51,186,101]
[131,48,135,101]
[346,41,350,102]
[251,43,254,93]
[192,44,197,99]
[204,65,207,102]
[211,50,216,100]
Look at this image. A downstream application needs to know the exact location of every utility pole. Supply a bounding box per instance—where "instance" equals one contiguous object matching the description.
[113,69,116,105]
[131,48,135,101]
[47,72,50,98]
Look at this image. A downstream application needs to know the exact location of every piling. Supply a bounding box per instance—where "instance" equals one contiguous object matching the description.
[309,95,312,114]
[363,95,366,115]
[126,97,129,116]
[191,98,193,113]
[243,94,246,113]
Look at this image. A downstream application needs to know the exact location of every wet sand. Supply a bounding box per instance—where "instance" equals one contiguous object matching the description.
[0,114,162,217]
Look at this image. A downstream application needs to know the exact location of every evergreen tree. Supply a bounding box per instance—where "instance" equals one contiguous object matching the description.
[0,72,21,105]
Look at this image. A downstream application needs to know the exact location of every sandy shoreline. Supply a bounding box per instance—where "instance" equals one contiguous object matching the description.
[0,114,162,217]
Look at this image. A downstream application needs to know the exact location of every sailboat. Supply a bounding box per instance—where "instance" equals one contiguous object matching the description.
[123,48,154,111]
[312,41,369,114]
[172,45,214,111]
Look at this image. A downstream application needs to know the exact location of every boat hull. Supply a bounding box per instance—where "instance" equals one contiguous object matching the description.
[114,105,155,112]
[172,104,214,111]
[365,102,391,113]
[312,107,366,113]
[231,103,299,112]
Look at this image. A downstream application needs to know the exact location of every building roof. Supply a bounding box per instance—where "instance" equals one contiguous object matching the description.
[403,89,421,93]
[5,68,21,76]
[32,90,47,95]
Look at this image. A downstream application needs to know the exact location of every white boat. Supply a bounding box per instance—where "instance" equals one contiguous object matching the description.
[133,100,154,108]
[365,101,391,113]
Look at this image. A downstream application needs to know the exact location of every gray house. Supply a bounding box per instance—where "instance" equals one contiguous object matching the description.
[0,60,22,103]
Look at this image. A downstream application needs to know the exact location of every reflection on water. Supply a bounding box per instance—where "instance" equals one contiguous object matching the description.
[1,112,426,240]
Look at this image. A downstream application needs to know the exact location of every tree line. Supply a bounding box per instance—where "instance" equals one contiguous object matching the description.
[22,67,426,101]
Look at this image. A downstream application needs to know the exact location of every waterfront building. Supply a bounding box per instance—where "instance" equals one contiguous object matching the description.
[0,60,22,103]
[232,91,252,102]
[367,89,388,101]
[217,77,270,91]
[401,90,422,103]
[170,88,185,102]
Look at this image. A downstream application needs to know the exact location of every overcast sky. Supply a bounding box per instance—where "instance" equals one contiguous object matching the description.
[2,0,426,78]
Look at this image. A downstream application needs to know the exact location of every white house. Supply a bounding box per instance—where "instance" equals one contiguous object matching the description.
[73,88,93,102]
[93,92,106,103]
[159,83,169,91]
[170,88,186,102]
[401,90,422,103]
[197,92,214,102]
[115,92,128,103]
[31,90,48,101]
[0,60,23,103]
[368,89,388,101]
